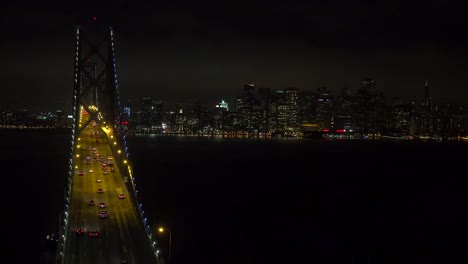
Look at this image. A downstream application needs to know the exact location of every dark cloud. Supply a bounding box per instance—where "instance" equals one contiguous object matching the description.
[1,1,468,110]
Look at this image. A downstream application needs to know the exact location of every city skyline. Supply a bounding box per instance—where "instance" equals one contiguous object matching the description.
[1,78,466,113]
[3,79,467,141]
[2,1,468,110]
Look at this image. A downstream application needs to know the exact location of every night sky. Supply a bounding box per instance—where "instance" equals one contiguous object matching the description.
[2,1,468,111]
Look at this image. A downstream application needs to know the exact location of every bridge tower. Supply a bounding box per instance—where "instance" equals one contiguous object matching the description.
[55,22,161,263]
[72,25,123,141]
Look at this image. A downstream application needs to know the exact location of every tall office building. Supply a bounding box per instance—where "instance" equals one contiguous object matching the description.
[334,86,353,131]
[424,81,432,109]
[141,98,153,126]
[257,88,271,107]
[315,87,334,131]
[361,77,375,92]
[243,83,255,99]
[214,100,229,132]
[418,81,434,135]
[299,90,318,132]
[284,87,300,134]
[236,83,258,132]
[123,106,131,120]
[391,98,412,135]
[215,100,229,111]
[55,110,66,128]
[354,78,385,133]
[275,90,287,134]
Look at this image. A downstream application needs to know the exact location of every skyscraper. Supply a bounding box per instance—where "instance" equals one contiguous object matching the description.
[315,87,334,131]
[243,83,255,99]
[424,81,432,109]
[141,98,153,126]
[361,77,375,92]
[284,87,300,135]
[418,81,434,135]
[354,78,385,133]
[236,83,258,132]
[334,86,353,132]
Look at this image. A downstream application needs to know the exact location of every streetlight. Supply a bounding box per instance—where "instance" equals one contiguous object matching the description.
[158,227,172,264]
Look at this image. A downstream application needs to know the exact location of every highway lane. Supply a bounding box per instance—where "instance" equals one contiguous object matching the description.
[63,116,157,264]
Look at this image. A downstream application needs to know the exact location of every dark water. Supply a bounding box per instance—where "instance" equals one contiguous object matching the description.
[3,132,467,264]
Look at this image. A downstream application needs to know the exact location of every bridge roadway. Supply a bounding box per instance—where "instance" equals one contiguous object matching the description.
[63,120,156,264]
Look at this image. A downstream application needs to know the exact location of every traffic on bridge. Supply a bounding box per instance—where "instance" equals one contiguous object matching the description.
[62,108,157,264]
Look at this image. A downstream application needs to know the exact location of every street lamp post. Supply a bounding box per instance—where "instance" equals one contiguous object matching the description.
[158,227,172,264]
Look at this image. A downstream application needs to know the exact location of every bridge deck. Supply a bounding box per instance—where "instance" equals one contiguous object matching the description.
[63,117,156,264]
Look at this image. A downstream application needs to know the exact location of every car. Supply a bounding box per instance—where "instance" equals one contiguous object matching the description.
[96,179,102,183]
[97,188,104,194]
[85,160,91,164]
[89,230,99,238]
[110,167,115,172]
[118,193,125,199]
[99,210,108,218]
[76,228,84,236]
[92,148,96,151]
[88,200,96,206]
[99,202,106,208]
[89,169,94,173]
[78,171,84,176]
[103,171,108,175]
[102,163,107,167]
[101,167,107,171]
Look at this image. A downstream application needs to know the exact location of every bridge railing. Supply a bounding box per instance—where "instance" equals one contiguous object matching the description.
[102,125,162,263]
